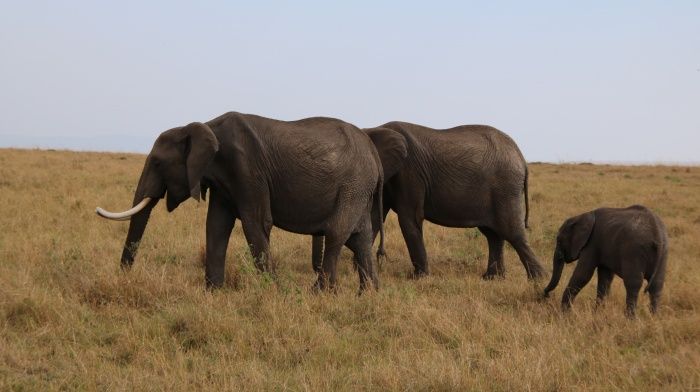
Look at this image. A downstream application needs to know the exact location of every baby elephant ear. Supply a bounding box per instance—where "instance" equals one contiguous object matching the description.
[364,127,408,181]
[568,211,596,259]
[183,122,219,201]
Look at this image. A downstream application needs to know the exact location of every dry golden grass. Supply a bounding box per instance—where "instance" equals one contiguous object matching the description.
[1,148,699,390]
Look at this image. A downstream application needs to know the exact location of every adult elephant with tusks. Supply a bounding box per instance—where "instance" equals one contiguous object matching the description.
[96,112,402,293]
[362,121,546,280]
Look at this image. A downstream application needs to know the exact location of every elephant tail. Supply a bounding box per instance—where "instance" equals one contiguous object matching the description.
[644,230,668,294]
[524,165,530,229]
[376,170,386,260]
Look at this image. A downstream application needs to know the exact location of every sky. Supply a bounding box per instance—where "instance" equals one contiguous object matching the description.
[1,1,698,163]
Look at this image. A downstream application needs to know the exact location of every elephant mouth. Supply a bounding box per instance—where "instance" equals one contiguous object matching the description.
[96,197,153,221]
[166,189,189,212]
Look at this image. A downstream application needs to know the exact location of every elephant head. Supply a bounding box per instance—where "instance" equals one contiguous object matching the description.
[363,127,408,180]
[96,122,218,267]
[543,211,595,296]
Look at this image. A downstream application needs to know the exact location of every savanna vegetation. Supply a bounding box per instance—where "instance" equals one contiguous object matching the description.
[1,148,698,390]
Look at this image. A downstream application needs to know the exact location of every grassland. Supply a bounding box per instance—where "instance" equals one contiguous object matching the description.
[1,148,699,391]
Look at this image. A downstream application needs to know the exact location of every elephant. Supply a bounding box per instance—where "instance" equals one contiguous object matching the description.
[96,112,406,292]
[313,121,546,280]
[543,205,668,317]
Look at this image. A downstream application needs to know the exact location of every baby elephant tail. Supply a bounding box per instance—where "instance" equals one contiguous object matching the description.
[644,237,668,294]
[524,165,530,229]
[373,161,386,263]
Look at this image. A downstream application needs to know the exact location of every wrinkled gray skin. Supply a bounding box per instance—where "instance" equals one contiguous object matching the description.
[118,112,402,292]
[543,205,668,318]
[311,128,408,273]
[313,121,546,280]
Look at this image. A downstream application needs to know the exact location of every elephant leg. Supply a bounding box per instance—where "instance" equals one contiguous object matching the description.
[313,231,346,292]
[312,228,372,273]
[205,190,236,289]
[494,198,546,280]
[561,260,596,311]
[505,233,546,280]
[623,273,643,319]
[312,236,361,273]
[312,235,324,273]
[595,266,614,306]
[648,280,664,315]
[345,220,379,292]
[315,188,379,291]
[397,211,428,277]
[240,215,273,273]
[339,237,361,272]
[479,227,505,279]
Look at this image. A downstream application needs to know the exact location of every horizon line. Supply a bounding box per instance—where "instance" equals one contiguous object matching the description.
[1,146,698,167]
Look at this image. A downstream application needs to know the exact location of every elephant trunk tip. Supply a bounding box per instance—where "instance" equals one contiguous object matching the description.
[543,280,559,296]
[543,256,564,298]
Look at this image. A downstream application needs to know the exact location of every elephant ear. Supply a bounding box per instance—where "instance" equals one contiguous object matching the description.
[364,127,408,181]
[566,211,596,260]
[183,122,219,201]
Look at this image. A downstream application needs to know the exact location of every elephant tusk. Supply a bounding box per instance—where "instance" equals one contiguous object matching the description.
[96,197,152,221]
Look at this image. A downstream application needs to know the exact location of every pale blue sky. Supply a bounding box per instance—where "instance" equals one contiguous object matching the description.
[1,1,698,162]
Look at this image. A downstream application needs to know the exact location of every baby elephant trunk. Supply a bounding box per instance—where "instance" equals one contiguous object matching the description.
[543,256,564,297]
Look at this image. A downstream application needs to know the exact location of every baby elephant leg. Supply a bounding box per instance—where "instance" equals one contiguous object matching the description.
[595,267,614,306]
[561,260,596,311]
[623,274,644,319]
[648,281,664,315]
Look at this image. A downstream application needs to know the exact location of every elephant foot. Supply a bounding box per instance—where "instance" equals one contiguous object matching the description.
[560,302,573,314]
[356,284,377,296]
[535,292,550,303]
[482,271,506,280]
[311,277,337,294]
[205,281,224,291]
[376,252,388,270]
[526,265,548,281]
[311,279,324,294]
[205,273,225,290]
[357,278,380,295]
[410,269,429,279]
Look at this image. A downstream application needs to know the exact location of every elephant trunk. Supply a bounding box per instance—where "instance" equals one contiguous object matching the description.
[96,158,163,268]
[119,163,163,268]
[543,254,564,297]
[120,197,158,268]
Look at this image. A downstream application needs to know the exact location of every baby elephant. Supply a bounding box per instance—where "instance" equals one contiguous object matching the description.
[543,205,668,317]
